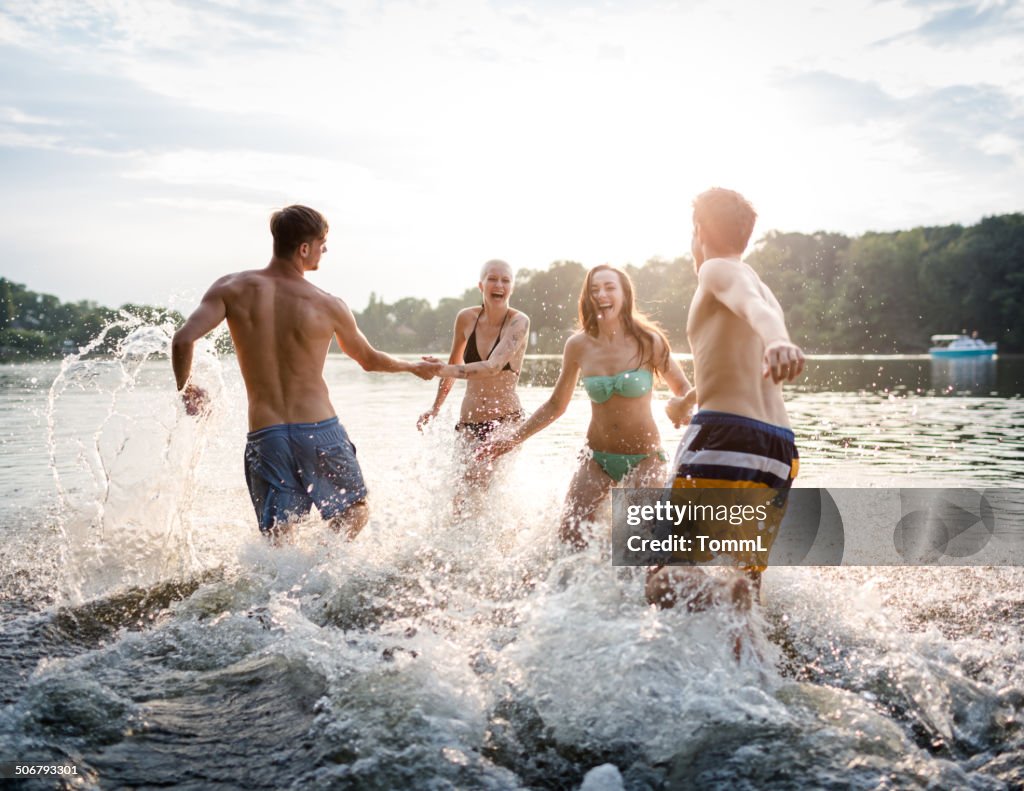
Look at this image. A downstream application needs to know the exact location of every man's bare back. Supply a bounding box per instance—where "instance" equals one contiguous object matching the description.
[199,268,360,431]
[171,205,439,539]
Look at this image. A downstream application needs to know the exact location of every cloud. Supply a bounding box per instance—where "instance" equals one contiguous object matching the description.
[0,105,65,125]
[881,0,1024,45]
[1,0,1022,308]
[123,148,413,209]
[0,46,378,163]
[0,0,326,57]
[783,71,899,123]
[779,70,1024,172]
[908,83,1024,170]
[141,195,270,214]
[977,132,1021,158]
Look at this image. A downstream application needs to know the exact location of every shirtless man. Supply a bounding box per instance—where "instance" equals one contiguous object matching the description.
[171,205,439,541]
[646,188,805,611]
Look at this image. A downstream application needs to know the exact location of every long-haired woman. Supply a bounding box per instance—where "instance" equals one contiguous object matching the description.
[486,264,695,546]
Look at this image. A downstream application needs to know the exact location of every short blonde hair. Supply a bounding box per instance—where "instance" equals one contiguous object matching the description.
[479,259,512,280]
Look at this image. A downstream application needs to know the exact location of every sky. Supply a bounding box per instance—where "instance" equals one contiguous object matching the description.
[0,0,1022,313]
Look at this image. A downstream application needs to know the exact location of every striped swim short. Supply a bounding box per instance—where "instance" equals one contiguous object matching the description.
[668,410,799,571]
[671,410,799,490]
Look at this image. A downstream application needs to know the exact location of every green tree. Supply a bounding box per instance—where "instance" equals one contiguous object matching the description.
[747,231,850,352]
[0,278,17,330]
[513,260,586,353]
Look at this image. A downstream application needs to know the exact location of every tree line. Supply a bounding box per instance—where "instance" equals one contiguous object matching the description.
[0,278,184,362]
[354,213,1024,355]
[2,212,1021,362]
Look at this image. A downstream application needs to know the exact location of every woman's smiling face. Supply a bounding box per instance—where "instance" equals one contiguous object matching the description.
[589,268,623,320]
[479,262,514,305]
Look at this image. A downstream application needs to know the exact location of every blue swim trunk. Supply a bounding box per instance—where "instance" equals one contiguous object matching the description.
[244,417,368,533]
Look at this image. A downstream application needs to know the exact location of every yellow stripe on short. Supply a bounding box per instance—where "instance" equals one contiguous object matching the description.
[672,477,770,489]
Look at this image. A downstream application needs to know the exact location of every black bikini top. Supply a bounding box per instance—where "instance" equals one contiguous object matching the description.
[464,309,516,372]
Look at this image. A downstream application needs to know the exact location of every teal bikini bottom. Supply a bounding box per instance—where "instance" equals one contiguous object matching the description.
[590,449,668,482]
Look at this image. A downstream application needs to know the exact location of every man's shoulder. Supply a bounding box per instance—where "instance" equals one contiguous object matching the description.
[217,270,342,311]
[213,268,270,290]
[318,291,354,326]
[267,273,343,308]
[699,257,742,276]
[699,257,762,289]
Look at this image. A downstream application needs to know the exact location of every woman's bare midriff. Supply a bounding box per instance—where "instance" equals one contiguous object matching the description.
[459,372,523,423]
[585,394,662,454]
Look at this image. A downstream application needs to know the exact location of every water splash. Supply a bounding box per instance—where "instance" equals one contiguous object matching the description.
[45,313,227,602]
[4,355,1024,787]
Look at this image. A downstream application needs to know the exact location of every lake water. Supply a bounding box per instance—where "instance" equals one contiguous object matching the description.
[1,328,1023,789]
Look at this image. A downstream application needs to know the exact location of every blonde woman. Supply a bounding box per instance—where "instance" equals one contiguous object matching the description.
[419,259,530,488]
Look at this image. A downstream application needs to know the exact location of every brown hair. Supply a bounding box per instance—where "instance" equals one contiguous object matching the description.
[578,265,670,371]
[692,187,757,255]
[270,205,329,257]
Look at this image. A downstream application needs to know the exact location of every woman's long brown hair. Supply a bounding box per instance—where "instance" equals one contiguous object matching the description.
[578,264,671,372]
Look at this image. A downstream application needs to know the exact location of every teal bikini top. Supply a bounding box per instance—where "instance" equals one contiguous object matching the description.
[582,368,653,403]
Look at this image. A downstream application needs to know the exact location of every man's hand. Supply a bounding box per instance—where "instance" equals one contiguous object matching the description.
[417,410,437,431]
[411,360,442,380]
[420,355,449,376]
[763,340,805,383]
[665,389,698,428]
[180,382,209,416]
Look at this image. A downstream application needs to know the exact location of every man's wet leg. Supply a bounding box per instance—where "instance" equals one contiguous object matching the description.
[330,499,369,540]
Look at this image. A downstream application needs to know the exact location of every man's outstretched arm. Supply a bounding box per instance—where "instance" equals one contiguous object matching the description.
[171,279,229,413]
[698,259,805,383]
[331,297,440,380]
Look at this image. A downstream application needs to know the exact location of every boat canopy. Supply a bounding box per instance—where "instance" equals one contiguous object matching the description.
[930,334,964,343]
